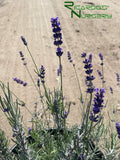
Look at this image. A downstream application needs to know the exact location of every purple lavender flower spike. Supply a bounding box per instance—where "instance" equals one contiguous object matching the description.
[94,88,105,107]
[67,51,71,60]
[19,51,27,65]
[116,73,120,82]
[116,73,120,85]
[37,79,40,87]
[67,51,73,63]
[21,36,27,46]
[39,65,45,83]
[99,53,103,60]
[110,87,113,94]
[13,77,27,86]
[89,88,105,122]
[88,53,92,63]
[83,54,95,94]
[51,17,63,57]
[97,70,102,77]
[19,51,24,57]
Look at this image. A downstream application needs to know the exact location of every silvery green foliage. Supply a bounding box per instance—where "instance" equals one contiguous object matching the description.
[0,129,11,160]
[0,83,32,160]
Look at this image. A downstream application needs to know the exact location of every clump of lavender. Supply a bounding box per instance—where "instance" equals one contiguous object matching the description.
[116,73,120,86]
[89,88,105,122]
[116,123,120,139]
[12,77,27,86]
[82,53,95,93]
[38,65,45,83]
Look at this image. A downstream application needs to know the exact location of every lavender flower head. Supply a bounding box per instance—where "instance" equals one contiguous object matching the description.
[89,88,105,122]
[97,70,103,78]
[116,73,120,85]
[37,78,40,87]
[19,51,24,57]
[110,87,113,94]
[13,77,27,86]
[38,65,45,83]
[67,51,73,63]
[51,17,62,45]
[99,53,104,65]
[88,53,92,63]
[51,17,63,57]
[19,51,27,65]
[83,53,95,93]
[21,36,27,46]
[99,53,103,61]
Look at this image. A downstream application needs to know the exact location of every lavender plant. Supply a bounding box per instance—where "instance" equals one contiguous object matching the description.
[0,17,120,160]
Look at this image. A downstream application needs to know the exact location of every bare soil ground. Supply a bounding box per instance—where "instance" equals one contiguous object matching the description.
[0,0,120,146]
